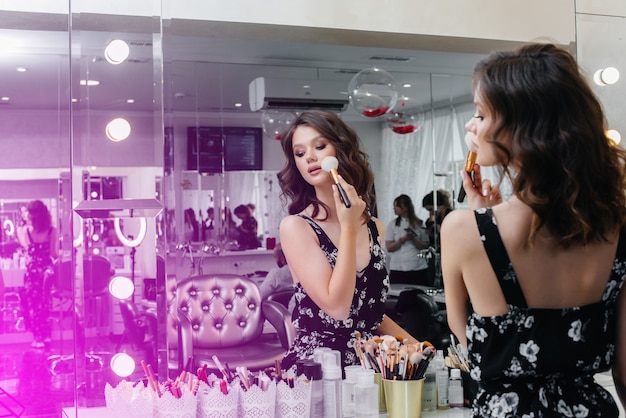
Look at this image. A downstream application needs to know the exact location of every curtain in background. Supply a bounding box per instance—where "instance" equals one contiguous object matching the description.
[378,102,475,226]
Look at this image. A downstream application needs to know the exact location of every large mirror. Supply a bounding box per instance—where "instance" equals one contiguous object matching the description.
[7,3,621,416]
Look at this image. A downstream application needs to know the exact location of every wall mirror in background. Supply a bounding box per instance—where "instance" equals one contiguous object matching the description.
[0,4,518,414]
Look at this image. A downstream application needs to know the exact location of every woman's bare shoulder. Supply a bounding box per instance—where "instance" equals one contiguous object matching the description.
[441,209,476,234]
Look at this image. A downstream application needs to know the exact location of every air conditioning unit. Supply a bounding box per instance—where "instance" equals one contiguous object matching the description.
[249,77,349,112]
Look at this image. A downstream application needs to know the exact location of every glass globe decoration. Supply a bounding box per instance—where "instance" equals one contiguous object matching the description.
[386,96,425,135]
[261,110,297,140]
[348,67,398,118]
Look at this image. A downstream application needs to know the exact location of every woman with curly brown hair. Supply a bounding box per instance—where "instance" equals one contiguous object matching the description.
[17,200,58,349]
[277,110,416,370]
[442,43,626,416]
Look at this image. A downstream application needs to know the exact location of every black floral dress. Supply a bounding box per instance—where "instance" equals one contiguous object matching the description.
[20,228,53,342]
[467,208,625,417]
[281,215,389,370]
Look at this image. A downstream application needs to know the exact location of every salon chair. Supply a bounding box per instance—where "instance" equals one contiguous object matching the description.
[265,288,295,311]
[81,255,114,334]
[388,288,451,350]
[117,299,157,369]
[177,274,295,374]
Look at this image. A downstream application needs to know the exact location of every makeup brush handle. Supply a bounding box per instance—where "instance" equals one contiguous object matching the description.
[457,171,474,203]
[457,187,467,203]
[336,183,352,208]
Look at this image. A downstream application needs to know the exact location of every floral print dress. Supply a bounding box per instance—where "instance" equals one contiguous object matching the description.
[467,208,625,417]
[281,215,389,371]
[20,228,54,343]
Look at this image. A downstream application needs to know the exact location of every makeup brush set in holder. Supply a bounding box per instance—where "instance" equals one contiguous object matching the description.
[104,358,311,418]
[354,334,435,381]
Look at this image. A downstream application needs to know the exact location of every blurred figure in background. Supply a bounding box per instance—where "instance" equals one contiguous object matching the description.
[385,194,430,285]
[234,204,261,249]
[16,200,58,349]
[258,242,295,311]
[422,189,453,247]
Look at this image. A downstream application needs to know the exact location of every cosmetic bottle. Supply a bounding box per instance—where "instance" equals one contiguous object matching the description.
[341,365,363,417]
[434,350,449,409]
[303,362,323,418]
[313,347,331,365]
[448,368,464,408]
[353,369,378,418]
[321,352,342,418]
[422,362,437,411]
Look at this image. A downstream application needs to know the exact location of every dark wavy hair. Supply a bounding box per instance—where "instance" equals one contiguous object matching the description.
[27,200,52,233]
[474,43,626,247]
[277,110,375,222]
[393,194,422,229]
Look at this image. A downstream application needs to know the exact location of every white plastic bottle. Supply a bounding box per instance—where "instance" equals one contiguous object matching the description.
[341,365,362,417]
[353,369,378,418]
[448,368,464,408]
[303,362,323,418]
[434,350,449,409]
[422,362,437,411]
[322,352,342,418]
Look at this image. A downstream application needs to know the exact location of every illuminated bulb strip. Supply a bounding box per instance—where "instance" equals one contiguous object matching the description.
[114,217,147,248]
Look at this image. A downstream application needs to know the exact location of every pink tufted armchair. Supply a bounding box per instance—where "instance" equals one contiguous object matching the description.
[177,274,295,373]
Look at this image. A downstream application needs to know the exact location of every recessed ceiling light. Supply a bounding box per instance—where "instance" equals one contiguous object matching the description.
[126,99,135,104]
[16,67,27,72]
[72,98,79,103]
[402,83,412,88]
[80,79,100,86]
[302,85,311,89]
[234,103,242,107]
[1,97,9,101]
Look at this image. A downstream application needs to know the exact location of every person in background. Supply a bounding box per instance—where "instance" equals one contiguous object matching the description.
[201,207,215,241]
[234,204,261,250]
[16,200,58,349]
[258,242,295,311]
[277,110,417,371]
[246,203,256,216]
[385,194,430,285]
[422,189,453,247]
[183,207,199,242]
[441,43,626,416]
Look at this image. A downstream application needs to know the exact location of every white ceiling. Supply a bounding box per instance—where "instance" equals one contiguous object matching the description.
[0,12,487,119]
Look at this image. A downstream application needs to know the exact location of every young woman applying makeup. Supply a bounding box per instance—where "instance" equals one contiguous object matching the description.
[277,110,416,370]
[441,43,626,416]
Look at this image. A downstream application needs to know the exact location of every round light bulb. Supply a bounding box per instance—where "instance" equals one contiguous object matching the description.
[109,276,135,300]
[594,67,620,86]
[110,353,135,377]
[105,39,130,65]
[607,129,621,145]
[106,118,131,142]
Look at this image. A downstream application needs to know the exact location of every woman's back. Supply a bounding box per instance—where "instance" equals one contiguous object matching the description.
[459,198,620,318]
[457,203,625,417]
